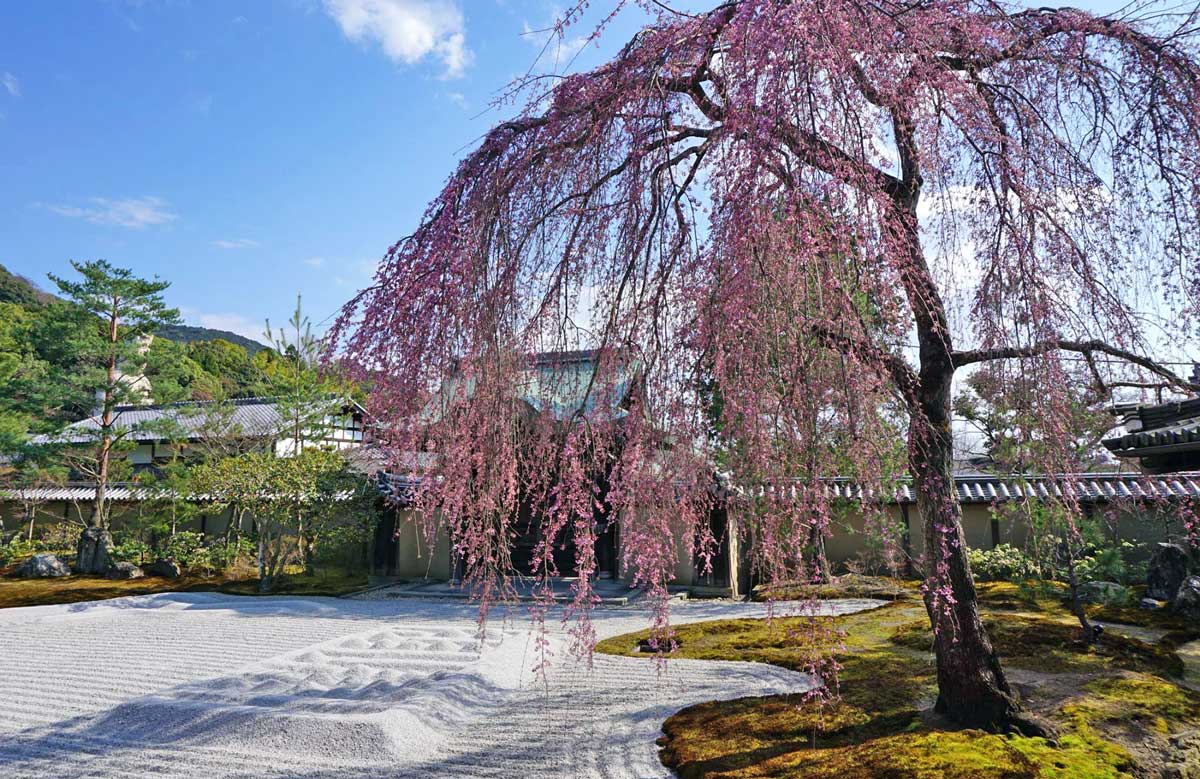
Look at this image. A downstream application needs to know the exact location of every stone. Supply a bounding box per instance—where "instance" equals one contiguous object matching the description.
[75,527,114,575]
[144,559,182,579]
[1077,581,1129,605]
[636,637,681,653]
[105,561,144,580]
[14,553,71,579]
[1173,576,1200,621]
[1148,542,1191,602]
[1163,729,1200,778]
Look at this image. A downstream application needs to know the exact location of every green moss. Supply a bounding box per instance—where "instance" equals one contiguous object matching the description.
[661,717,1133,779]
[751,575,919,603]
[1086,603,1196,634]
[890,614,1184,677]
[598,602,1198,779]
[0,570,369,609]
[975,580,1067,611]
[1063,674,1200,738]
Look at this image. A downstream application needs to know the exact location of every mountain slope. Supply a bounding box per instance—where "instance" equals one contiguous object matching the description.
[0,263,268,352]
[0,263,55,308]
[156,324,268,355]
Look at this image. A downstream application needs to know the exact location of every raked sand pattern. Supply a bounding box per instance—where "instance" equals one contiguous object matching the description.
[0,592,881,779]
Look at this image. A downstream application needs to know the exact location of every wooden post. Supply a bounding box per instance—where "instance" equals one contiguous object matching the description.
[900,502,914,577]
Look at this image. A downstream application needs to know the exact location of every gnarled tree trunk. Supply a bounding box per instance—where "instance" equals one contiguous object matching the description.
[909,344,1022,731]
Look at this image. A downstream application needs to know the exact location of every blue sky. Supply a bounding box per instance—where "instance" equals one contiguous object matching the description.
[0,0,643,344]
[0,0,1135,346]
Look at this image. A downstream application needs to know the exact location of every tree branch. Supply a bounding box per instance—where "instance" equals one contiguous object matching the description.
[952,338,1200,393]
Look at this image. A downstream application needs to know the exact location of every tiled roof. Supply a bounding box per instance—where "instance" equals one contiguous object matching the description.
[0,483,153,502]
[11,472,1196,507]
[1103,416,1200,456]
[31,396,363,445]
[0,481,360,503]
[818,472,1200,504]
[376,471,1200,507]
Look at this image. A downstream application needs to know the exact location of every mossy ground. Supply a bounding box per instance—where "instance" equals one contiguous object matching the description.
[751,574,921,603]
[0,568,369,608]
[598,580,1200,779]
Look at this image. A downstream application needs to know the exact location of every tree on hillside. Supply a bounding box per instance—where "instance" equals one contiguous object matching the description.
[331,0,1200,732]
[48,260,181,572]
[187,339,254,398]
[0,263,53,309]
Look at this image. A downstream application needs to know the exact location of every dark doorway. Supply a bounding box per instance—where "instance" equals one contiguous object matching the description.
[695,503,731,588]
[510,495,618,579]
[371,507,399,577]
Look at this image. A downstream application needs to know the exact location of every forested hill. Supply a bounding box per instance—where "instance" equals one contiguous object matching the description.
[0,263,288,439]
[0,263,267,352]
[0,264,56,308]
[156,325,267,355]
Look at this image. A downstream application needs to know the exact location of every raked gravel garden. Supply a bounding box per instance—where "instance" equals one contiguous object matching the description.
[0,590,880,779]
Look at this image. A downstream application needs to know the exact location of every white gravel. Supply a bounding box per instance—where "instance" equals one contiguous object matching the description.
[0,592,881,779]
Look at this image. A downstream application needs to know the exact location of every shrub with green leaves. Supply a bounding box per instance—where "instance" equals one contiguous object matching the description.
[1075,542,1139,585]
[110,539,151,565]
[968,544,1040,582]
[161,531,210,570]
[0,538,36,566]
[37,522,81,553]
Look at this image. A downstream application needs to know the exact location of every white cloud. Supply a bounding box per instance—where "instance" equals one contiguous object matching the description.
[1,72,20,97]
[445,90,468,109]
[214,238,259,250]
[42,196,178,230]
[321,0,472,77]
[304,256,326,268]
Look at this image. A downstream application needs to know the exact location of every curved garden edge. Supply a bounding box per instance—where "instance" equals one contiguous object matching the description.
[596,580,1200,779]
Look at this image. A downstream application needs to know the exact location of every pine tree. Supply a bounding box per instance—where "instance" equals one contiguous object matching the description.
[48,260,181,572]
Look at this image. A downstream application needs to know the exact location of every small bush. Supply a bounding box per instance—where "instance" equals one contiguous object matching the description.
[969,544,1039,582]
[1075,543,1138,585]
[312,524,369,572]
[0,538,37,567]
[37,523,82,553]
[111,539,151,565]
[161,531,206,565]
[206,537,254,572]
[157,532,252,575]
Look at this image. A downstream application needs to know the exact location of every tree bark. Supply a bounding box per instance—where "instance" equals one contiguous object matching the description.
[909,347,1023,731]
[89,296,121,531]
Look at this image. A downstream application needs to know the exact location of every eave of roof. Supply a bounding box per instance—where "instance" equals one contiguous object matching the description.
[0,482,359,503]
[28,395,366,446]
[1102,418,1200,457]
[376,471,1200,507]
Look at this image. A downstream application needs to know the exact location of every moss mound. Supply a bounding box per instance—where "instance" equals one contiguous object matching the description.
[660,721,1132,779]
[600,594,1200,779]
[0,570,369,609]
[751,574,919,603]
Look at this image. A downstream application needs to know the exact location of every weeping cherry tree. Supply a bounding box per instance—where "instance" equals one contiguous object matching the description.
[332,0,1200,731]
